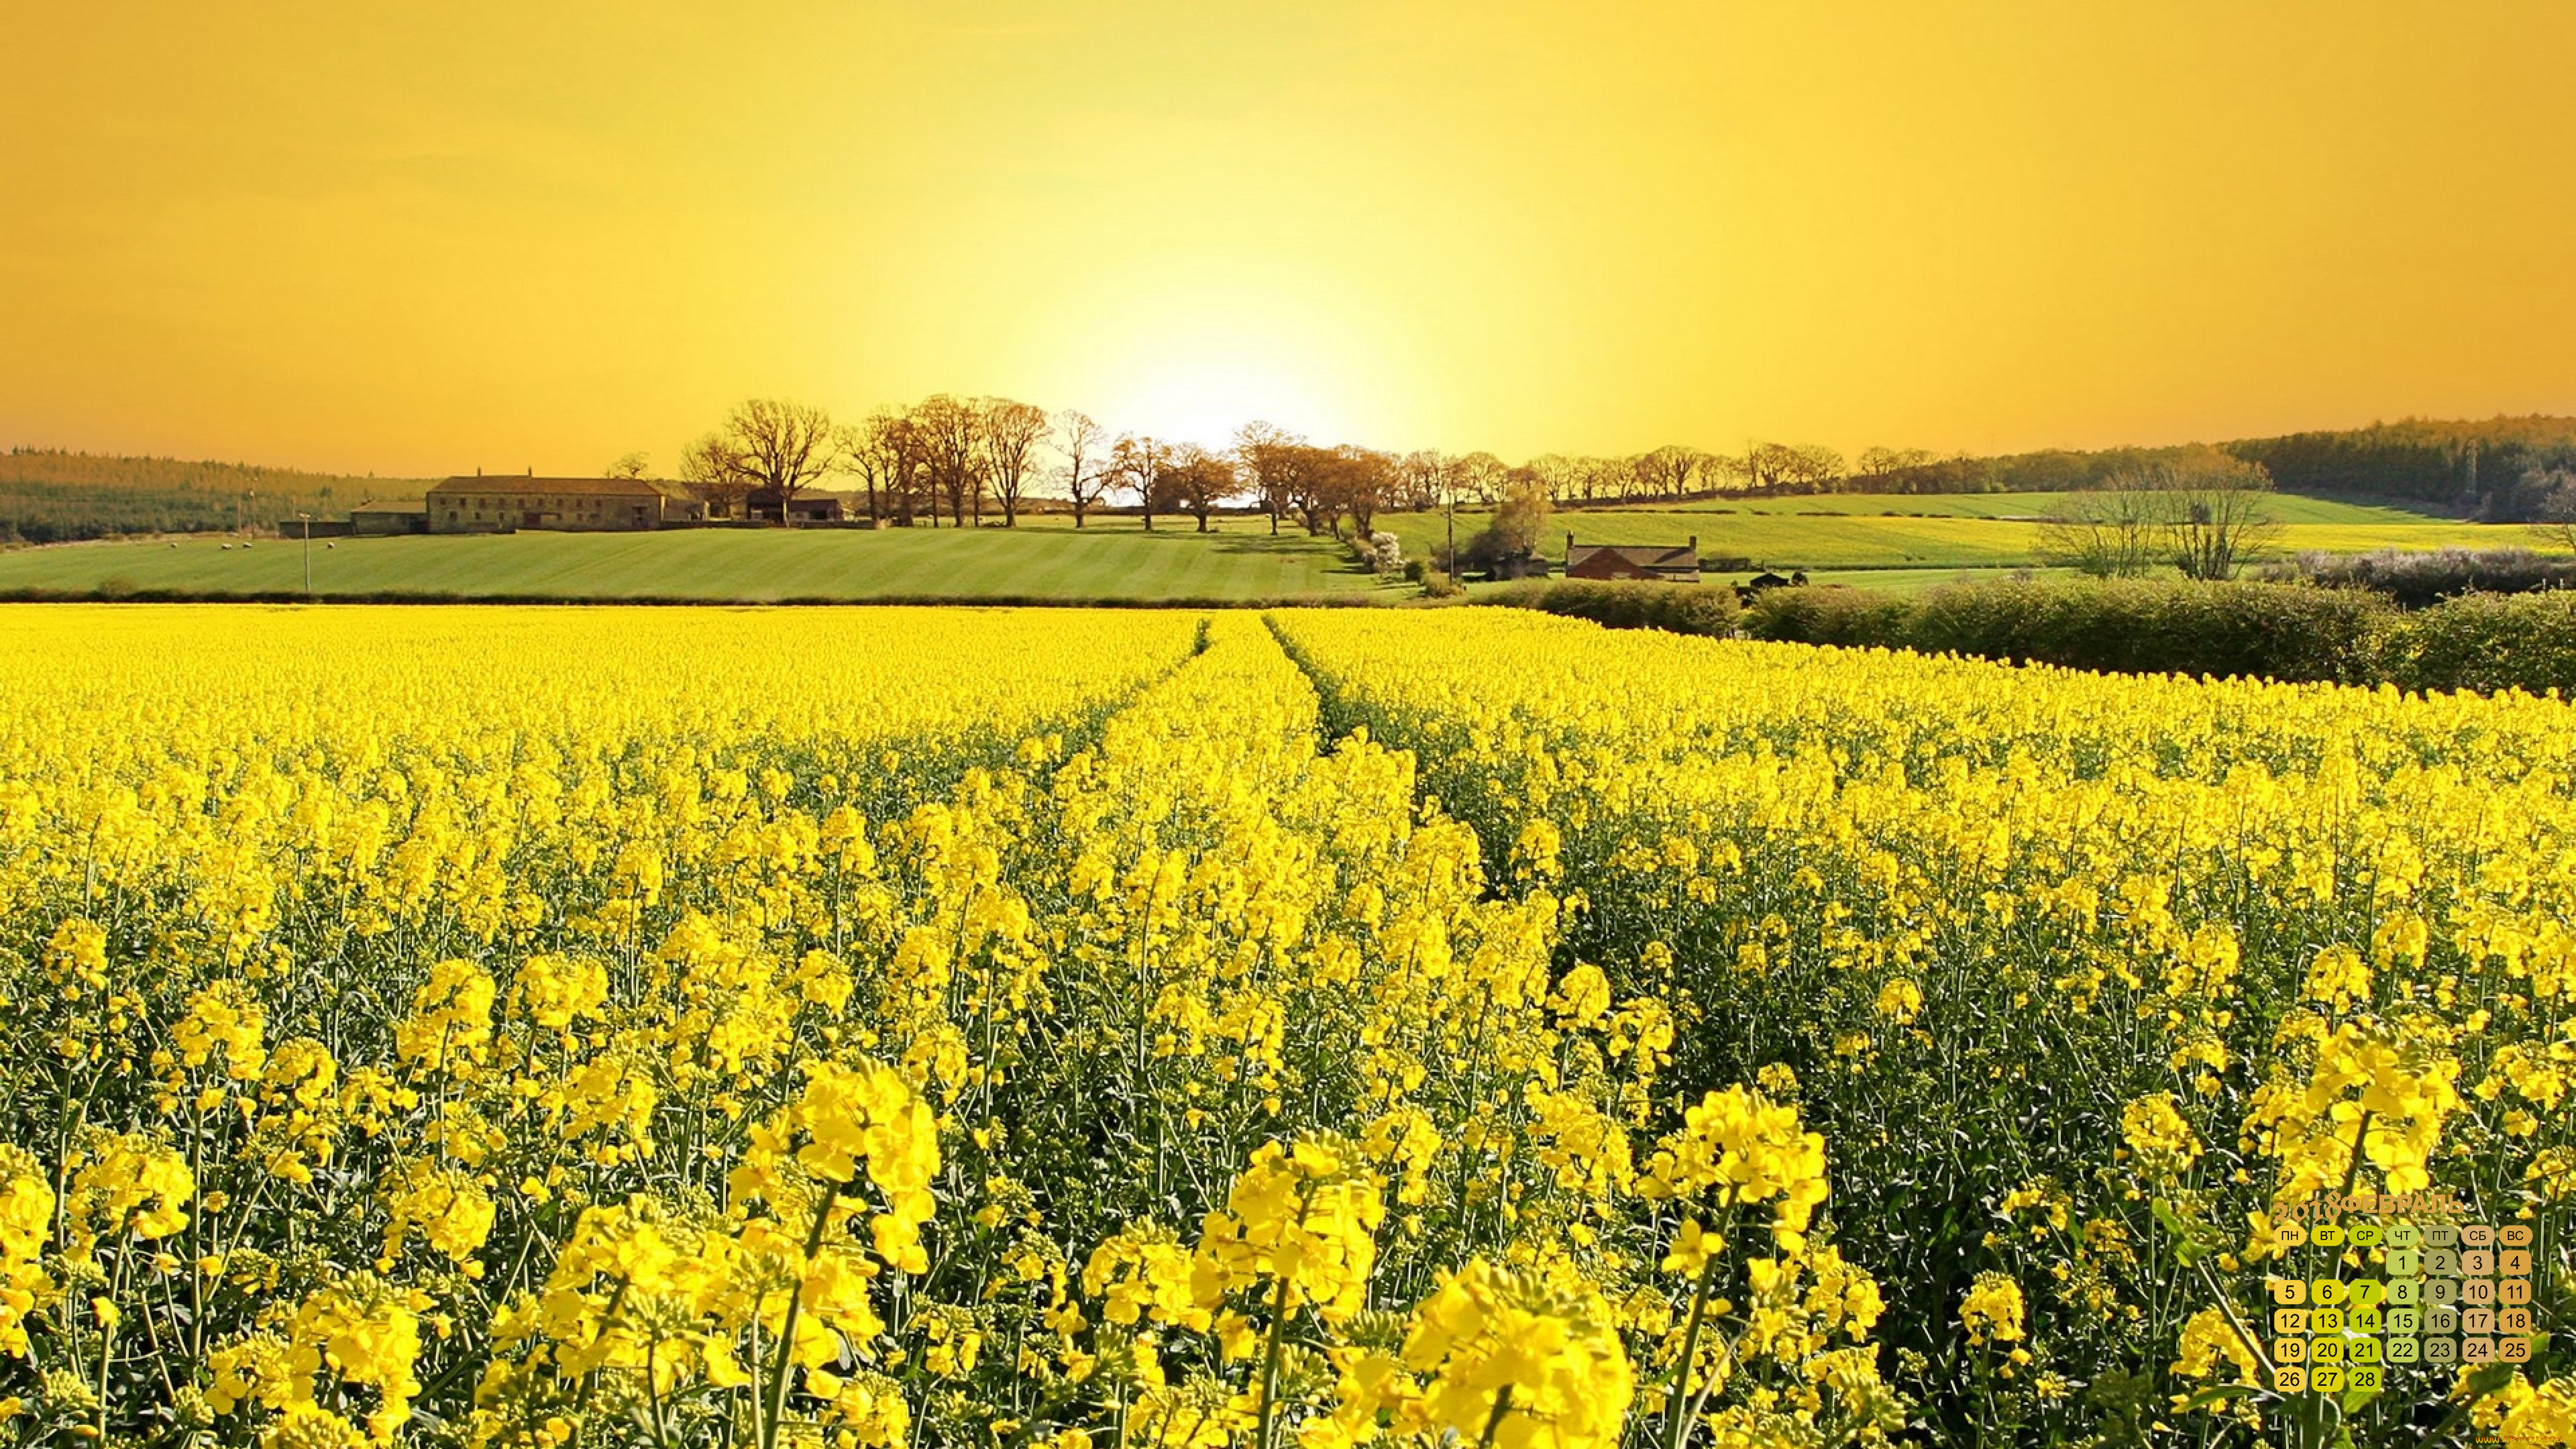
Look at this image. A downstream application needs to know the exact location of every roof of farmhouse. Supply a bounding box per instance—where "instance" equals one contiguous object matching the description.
[429,476,694,499]
[1568,541,1699,569]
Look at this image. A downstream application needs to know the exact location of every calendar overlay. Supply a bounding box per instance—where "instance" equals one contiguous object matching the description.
[2263,1191,2540,1397]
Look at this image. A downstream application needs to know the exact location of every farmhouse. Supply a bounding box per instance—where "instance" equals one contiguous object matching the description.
[1565,535,1702,582]
[426,474,705,533]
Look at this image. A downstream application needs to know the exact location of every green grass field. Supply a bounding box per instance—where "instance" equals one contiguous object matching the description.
[0,521,1387,602]
[1383,504,2551,573]
[1625,490,2455,523]
[0,492,2553,602]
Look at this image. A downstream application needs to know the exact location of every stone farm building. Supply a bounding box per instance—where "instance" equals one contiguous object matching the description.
[349,500,428,536]
[1565,535,1702,582]
[426,475,705,533]
[737,488,845,524]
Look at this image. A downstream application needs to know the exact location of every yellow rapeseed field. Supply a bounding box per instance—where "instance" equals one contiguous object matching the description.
[0,604,2566,1448]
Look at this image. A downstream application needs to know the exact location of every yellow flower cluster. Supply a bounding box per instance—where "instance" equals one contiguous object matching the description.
[1401,1260,1635,1449]
[1193,1139,1385,1325]
[1640,1085,1829,1250]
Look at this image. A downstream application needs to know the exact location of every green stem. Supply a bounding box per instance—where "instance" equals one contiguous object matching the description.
[2338,1110,2375,1204]
[1662,1251,1721,1449]
[2190,1256,2277,1386]
[1254,1271,1294,1449]
[95,1305,112,1442]
[761,1185,843,1449]
[1475,1385,1515,1449]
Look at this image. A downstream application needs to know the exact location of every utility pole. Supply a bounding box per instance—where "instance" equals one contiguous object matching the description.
[1445,485,1458,586]
[299,513,313,596]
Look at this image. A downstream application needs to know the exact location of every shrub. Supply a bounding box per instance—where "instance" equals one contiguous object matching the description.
[1487,579,1740,636]
[1739,585,1916,649]
[1747,578,2396,684]
[2381,592,2576,695]
[2262,547,2576,607]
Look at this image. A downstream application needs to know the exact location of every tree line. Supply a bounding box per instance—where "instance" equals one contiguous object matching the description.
[653,396,1886,537]
[663,396,2576,537]
[1864,416,2576,522]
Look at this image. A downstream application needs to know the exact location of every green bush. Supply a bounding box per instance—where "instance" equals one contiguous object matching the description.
[1746,578,2397,683]
[1736,586,1916,649]
[2381,592,2576,695]
[1487,578,1740,636]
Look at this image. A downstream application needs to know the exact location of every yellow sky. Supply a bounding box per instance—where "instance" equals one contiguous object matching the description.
[5,1,2573,476]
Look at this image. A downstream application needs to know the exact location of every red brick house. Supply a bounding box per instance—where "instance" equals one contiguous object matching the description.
[1565,534,1701,582]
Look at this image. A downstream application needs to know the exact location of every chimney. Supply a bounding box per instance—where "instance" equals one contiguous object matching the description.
[1688,535,1697,552]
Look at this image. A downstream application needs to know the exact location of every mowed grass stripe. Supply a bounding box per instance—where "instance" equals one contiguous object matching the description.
[0,526,1385,601]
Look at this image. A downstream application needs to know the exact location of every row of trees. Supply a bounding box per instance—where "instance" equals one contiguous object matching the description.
[651,400,2576,541]
[635,398,1881,534]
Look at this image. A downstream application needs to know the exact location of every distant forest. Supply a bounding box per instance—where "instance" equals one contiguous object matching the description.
[0,450,425,545]
[7,414,2576,543]
[1866,415,2576,520]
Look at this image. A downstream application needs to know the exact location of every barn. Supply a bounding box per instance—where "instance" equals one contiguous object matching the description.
[349,500,428,536]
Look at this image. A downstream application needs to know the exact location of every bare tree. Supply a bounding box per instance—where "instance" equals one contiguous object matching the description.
[1395,450,1450,512]
[1523,454,1584,504]
[603,451,652,480]
[1108,434,1167,531]
[680,433,754,519]
[912,394,985,527]
[1856,446,1935,481]
[977,398,1049,527]
[2041,472,2168,577]
[688,398,837,525]
[2163,458,2281,580]
[1782,443,1846,492]
[1451,451,1509,505]
[1743,441,1792,490]
[1053,409,1110,529]
[847,411,918,526]
[1636,445,1705,500]
[2524,466,2576,553]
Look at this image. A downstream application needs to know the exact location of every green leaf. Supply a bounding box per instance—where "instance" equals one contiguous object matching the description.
[2182,1383,2259,1410]
[2153,1197,2211,1265]
[2461,1362,2516,1400]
